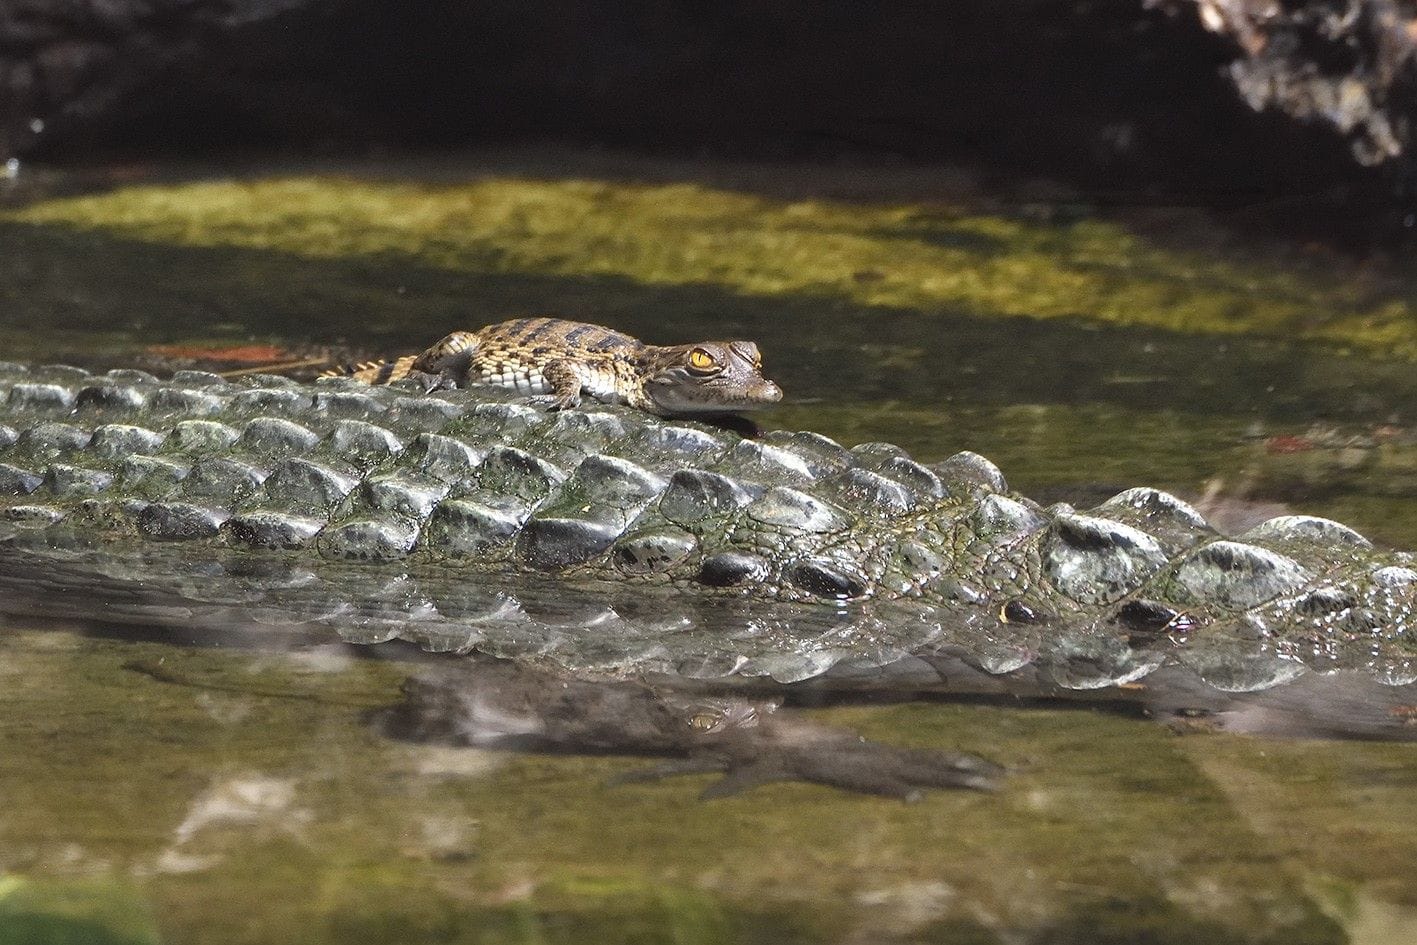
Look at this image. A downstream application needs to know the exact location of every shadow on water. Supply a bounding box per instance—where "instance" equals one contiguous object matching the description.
[2,220,1415,427]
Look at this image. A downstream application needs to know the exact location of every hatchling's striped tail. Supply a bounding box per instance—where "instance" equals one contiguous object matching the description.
[320,354,420,385]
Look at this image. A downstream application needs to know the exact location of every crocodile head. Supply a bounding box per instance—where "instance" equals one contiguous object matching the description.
[643,340,784,415]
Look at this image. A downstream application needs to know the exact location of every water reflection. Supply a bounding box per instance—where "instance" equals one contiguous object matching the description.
[372,660,1001,798]
[3,540,1415,747]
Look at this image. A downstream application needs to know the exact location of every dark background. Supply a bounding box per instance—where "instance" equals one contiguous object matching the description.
[3,1,1410,238]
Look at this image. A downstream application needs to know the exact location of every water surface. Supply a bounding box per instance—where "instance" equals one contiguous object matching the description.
[0,152,1414,944]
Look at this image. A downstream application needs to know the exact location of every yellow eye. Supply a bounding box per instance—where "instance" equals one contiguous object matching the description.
[687,348,719,373]
[688,711,722,732]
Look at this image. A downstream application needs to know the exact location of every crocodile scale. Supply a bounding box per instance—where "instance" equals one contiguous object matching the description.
[0,362,1412,682]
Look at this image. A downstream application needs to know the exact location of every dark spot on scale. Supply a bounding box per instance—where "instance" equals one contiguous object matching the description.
[564,325,594,344]
[532,345,551,356]
[507,317,535,336]
[1116,599,1197,644]
[698,551,769,587]
[1000,600,1043,624]
[1117,599,1179,632]
[787,560,866,599]
[517,517,620,570]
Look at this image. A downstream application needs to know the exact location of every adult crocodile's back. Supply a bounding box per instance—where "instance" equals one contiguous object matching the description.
[0,362,1411,686]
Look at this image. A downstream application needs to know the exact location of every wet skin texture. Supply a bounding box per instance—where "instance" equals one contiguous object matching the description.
[0,364,1411,689]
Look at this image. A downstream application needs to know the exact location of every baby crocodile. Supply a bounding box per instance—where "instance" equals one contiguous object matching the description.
[331,317,784,417]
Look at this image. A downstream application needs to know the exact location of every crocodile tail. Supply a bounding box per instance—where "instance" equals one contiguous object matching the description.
[319,355,420,385]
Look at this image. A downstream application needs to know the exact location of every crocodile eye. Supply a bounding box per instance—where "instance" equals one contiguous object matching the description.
[687,348,720,374]
[687,710,723,732]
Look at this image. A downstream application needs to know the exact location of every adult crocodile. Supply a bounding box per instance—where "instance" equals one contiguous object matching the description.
[0,362,1411,692]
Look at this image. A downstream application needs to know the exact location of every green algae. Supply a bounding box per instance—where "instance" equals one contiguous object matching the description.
[3,162,1417,360]
[1185,737,1417,908]
[2,624,1414,944]
[0,876,159,945]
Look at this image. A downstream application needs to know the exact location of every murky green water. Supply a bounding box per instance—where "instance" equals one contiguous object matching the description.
[0,152,1415,943]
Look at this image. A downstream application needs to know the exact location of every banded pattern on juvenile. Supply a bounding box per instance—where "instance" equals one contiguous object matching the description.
[325,317,783,417]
